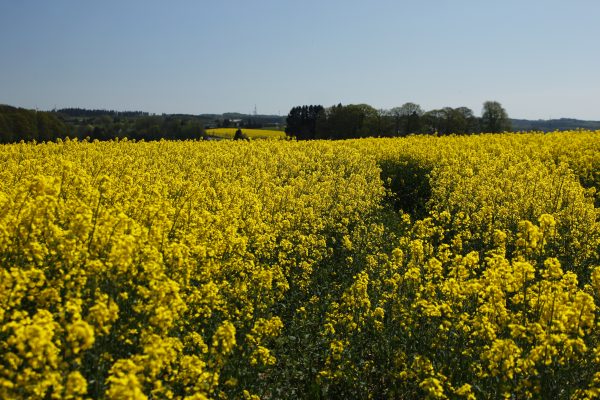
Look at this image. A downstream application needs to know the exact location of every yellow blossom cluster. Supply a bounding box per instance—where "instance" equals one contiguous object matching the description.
[0,130,599,399]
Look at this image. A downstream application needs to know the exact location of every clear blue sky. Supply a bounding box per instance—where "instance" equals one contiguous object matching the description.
[1,0,599,119]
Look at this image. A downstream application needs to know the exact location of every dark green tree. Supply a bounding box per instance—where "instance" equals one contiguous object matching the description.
[388,103,424,136]
[315,104,381,139]
[481,101,511,133]
[422,107,479,135]
[285,105,324,140]
[234,128,249,140]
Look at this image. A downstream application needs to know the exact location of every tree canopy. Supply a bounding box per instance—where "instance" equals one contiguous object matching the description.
[285,101,511,139]
[481,101,512,133]
[0,105,206,143]
[0,105,67,143]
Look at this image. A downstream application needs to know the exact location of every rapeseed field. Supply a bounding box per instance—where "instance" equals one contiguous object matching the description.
[1,131,599,399]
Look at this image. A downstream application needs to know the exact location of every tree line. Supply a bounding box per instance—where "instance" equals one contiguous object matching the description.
[1,102,513,143]
[0,105,68,143]
[285,101,511,140]
[73,114,205,141]
[56,108,150,118]
[0,105,206,143]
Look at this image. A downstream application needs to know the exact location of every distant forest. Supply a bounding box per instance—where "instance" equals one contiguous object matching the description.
[1,103,599,143]
[0,105,289,143]
[0,105,204,143]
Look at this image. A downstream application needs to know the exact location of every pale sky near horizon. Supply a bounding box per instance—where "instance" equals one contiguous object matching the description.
[1,0,599,119]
